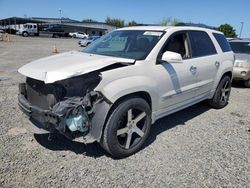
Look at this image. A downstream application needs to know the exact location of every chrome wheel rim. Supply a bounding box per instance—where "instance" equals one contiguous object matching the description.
[220,80,230,103]
[116,108,147,149]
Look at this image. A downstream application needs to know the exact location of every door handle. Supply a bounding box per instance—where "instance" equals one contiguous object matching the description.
[190,65,197,74]
[215,61,220,68]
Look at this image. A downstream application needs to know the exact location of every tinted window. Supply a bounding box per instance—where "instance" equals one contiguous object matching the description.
[229,42,250,54]
[213,33,232,52]
[162,33,191,59]
[189,31,217,57]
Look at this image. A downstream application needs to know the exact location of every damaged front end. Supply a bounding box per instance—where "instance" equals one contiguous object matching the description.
[18,71,111,143]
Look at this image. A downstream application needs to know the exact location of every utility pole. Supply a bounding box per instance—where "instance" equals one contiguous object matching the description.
[59,8,62,23]
[239,22,244,38]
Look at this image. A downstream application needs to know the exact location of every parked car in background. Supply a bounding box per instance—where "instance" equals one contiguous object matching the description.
[78,35,100,47]
[228,38,250,87]
[18,26,234,158]
[69,32,88,39]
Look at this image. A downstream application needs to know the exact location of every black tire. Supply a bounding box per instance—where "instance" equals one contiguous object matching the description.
[101,97,151,158]
[208,75,231,109]
[86,42,90,46]
[244,80,250,88]
[22,32,28,37]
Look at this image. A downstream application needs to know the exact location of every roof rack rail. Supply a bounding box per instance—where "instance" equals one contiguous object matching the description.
[175,22,217,30]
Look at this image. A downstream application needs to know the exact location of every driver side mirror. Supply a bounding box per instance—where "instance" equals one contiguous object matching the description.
[161,51,183,63]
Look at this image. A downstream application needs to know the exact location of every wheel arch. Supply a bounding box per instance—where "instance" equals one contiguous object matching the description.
[222,71,232,80]
[210,70,233,99]
[105,91,152,126]
[99,91,152,142]
[217,70,233,86]
[110,91,152,111]
[85,90,153,144]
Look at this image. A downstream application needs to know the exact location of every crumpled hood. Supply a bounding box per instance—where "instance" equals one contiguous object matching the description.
[18,51,134,83]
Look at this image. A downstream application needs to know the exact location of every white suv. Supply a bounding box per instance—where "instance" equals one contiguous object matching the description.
[18,26,234,158]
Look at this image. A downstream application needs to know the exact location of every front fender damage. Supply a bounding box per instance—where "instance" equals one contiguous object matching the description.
[50,91,111,143]
[19,61,135,143]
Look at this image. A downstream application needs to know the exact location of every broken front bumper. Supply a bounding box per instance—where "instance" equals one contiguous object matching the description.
[18,84,111,143]
[18,93,63,132]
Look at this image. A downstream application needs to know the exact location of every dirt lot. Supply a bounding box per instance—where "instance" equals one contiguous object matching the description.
[0,35,249,188]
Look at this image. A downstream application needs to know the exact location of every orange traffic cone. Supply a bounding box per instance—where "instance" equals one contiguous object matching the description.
[52,45,59,53]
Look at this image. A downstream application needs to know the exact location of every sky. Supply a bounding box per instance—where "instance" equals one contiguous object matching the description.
[0,0,249,37]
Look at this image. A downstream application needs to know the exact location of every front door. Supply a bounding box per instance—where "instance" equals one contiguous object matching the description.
[156,32,199,113]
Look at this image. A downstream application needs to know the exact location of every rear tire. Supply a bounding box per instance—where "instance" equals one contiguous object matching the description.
[208,76,231,109]
[101,97,151,158]
[244,80,250,88]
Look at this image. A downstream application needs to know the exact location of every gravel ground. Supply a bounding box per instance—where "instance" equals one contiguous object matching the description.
[0,35,249,188]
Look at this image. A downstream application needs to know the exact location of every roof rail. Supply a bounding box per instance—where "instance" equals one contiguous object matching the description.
[175,22,217,30]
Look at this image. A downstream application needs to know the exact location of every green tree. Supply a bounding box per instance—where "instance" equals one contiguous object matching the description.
[218,24,237,38]
[127,20,138,27]
[82,18,97,22]
[105,17,125,28]
[160,17,180,26]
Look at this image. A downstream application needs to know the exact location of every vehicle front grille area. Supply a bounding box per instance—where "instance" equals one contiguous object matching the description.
[26,77,65,110]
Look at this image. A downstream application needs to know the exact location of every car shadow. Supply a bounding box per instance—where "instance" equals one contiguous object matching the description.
[34,133,107,158]
[34,101,211,158]
[144,101,211,148]
[231,81,247,88]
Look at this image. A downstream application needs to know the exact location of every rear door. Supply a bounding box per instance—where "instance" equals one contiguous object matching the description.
[188,30,219,97]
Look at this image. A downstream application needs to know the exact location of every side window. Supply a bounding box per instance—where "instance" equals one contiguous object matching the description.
[189,31,217,58]
[162,32,191,59]
[34,25,37,29]
[213,33,232,52]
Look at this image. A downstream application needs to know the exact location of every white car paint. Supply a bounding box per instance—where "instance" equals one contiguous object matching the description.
[18,51,134,83]
[18,26,234,123]
[69,32,88,39]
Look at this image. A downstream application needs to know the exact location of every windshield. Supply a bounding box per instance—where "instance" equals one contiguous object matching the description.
[229,42,250,54]
[83,30,164,60]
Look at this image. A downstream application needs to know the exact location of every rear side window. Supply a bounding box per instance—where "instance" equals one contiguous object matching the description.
[213,33,232,52]
[189,31,217,58]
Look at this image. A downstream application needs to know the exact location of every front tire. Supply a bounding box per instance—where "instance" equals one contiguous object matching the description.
[208,75,231,109]
[22,32,28,37]
[101,97,151,158]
